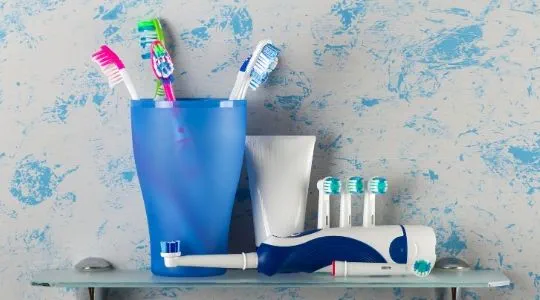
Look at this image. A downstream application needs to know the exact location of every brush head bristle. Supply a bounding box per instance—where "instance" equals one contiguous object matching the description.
[347,176,364,194]
[150,41,174,80]
[323,177,341,195]
[91,45,125,88]
[160,240,181,254]
[413,259,432,277]
[249,43,280,90]
[138,18,165,59]
[368,177,388,194]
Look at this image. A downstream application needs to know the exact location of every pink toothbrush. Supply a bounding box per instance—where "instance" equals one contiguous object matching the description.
[91,45,139,100]
[150,41,176,101]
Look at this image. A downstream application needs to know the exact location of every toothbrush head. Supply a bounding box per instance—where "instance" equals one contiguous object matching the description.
[91,45,126,88]
[413,259,432,277]
[322,177,341,195]
[347,176,364,194]
[368,177,388,194]
[138,18,165,59]
[150,41,174,80]
[160,240,182,258]
[248,41,280,90]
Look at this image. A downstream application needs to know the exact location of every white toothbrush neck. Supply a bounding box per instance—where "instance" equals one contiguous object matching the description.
[119,68,139,100]
[163,252,258,270]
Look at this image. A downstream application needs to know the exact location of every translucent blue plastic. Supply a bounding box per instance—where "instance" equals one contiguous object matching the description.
[131,99,246,277]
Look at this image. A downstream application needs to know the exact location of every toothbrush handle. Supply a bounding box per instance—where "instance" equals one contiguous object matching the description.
[339,193,352,228]
[163,82,175,101]
[317,191,329,229]
[369,194,376,226]
[120,69,139,100]
[154,80,165,101]
[362,192,372,227]
[228,71,247,100]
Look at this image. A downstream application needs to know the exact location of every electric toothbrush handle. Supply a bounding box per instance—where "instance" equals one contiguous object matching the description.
[332,261,410,277]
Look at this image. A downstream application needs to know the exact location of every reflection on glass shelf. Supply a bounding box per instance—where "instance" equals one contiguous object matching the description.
[31,269,510,289]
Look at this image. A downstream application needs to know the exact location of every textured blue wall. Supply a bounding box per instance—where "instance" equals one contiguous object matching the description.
[0,0,539,299]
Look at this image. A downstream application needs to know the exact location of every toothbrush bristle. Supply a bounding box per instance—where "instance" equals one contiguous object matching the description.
[413,259,432,277]
[150,41,174,79]
[348,177,364,194]
[323,177,341,194]
[91,45,125,88]
[138,19,165,59]
[160,240,181,254]
[249,43,280,90]
[369,177,388,194]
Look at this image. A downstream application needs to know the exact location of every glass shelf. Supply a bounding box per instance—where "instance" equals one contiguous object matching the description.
[31,269,510,289]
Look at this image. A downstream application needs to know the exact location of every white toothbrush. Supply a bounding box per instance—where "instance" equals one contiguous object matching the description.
[340,177,363,228]
[363,177,388,227]
[317,177,341,229]
[228,39,280,100]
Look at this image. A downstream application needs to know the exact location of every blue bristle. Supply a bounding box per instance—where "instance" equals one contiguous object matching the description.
[261,44,280,58]
[160,241,167,253]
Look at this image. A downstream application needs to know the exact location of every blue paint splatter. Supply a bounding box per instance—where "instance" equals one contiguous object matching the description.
[10,155,78,206]
[121,171,135,182]
[93,94,106,106]
[530,271,540,289]
[388,25,485,100]
[319,134,343,152]
[458,128,478,138]
[42,95,87,123]
[404,112,446,136]
[423,169,439,182]
[353,98,381,116]
[444,8,472,17]
[311,0,366,68]
[97,221,108,239]
[439,222,467,255]
[22,225,52,251]
[416,25,485,70]
[103,25,119,37]
[180,5,252,49]
[210,62,230,74]
[508,145,539,166]
[0,30,6,46]
[361,98,380,107]
[267,70,312,122]
[97,4,124,21]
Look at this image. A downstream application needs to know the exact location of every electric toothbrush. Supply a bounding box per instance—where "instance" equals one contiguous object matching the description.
[340,177,363,228]
[363,177,388,227]
[161,225,436,277]
[317,177,341,229]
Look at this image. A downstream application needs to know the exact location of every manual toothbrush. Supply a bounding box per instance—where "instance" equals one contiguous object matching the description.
[362,177,388,228]
[340,177,363,228]
[150,41,176,101]
[91,45,139,100]
[228,39,280,100]
[138,18,166,100]
[316,177,341,229]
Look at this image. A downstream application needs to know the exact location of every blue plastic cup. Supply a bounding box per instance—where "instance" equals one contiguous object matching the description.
[131,99,246,277]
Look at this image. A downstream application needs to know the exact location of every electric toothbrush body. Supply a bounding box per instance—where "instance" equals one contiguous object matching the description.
[161,225,436,277]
